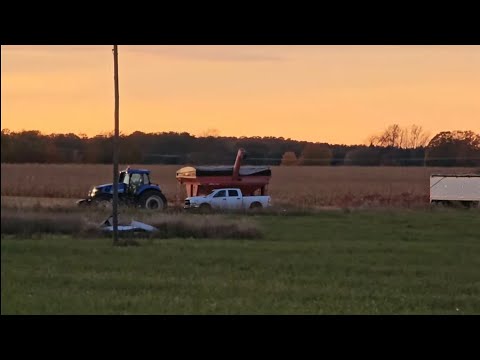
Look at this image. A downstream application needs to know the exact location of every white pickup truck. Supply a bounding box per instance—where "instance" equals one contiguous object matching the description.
[184,188,271,211]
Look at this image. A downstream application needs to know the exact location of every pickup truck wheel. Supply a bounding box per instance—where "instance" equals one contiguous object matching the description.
[250,202,263,210]
[199,203,212,213]
[140,191,167,211]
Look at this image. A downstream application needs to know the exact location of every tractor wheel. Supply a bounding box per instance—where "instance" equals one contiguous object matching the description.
[140,191,167,211]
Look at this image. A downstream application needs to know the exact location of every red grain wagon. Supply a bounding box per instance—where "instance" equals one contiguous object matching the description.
[176,149,272,197]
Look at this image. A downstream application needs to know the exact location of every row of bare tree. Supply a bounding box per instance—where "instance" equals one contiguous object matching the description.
[1,126,479,166]
[368,124,430,149]
[280,125,479,166]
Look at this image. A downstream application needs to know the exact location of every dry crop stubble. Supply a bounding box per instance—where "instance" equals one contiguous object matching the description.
[1,164,477,208]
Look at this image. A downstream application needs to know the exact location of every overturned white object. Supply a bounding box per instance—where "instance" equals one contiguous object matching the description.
[101,216,158,232]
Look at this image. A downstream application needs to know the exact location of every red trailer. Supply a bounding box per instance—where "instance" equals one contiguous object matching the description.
[176,149,272,197]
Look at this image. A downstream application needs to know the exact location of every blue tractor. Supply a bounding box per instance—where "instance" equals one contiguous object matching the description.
[77,168,168,210]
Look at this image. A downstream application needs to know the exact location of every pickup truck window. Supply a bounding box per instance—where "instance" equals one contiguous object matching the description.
[228,190,239,197]
[213,190,226,198]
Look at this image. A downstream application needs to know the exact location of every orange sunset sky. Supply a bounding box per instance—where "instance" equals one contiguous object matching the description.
[1,45,479,145]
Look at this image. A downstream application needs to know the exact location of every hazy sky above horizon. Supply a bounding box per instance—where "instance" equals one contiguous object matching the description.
[2,45,479,144]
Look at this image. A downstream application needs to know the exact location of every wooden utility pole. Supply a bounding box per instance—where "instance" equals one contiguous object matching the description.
[112,45,120,245]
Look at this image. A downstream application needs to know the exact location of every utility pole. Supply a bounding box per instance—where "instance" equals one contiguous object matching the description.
[112,45,120,245]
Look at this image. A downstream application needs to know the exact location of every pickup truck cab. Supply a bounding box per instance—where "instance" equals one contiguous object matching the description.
[184,188,271,211]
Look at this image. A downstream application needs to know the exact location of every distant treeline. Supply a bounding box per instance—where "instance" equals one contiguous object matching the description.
[1,127,479,167]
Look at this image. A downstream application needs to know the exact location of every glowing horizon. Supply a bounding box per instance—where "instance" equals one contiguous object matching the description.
[2,45,479,145]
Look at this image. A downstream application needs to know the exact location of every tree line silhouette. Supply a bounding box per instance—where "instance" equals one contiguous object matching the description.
[1,125,479,167]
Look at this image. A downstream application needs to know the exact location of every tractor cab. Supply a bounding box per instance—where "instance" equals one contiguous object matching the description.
[119,168,152,195]
[119,168,155,196]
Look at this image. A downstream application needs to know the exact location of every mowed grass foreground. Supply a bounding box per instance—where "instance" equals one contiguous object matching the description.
[2,210,480,314]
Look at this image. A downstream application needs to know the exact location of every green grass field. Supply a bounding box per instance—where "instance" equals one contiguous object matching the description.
[2,210,479,314]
